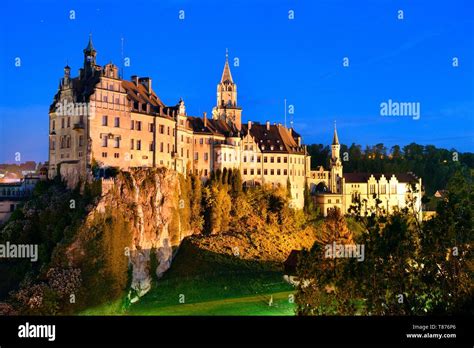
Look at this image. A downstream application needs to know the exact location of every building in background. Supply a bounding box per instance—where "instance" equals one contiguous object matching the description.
[308,126,423,220]
[0,174,43,224]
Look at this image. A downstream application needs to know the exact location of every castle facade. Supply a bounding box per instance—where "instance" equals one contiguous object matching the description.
[307,127,423,220]
[48,37,310,208]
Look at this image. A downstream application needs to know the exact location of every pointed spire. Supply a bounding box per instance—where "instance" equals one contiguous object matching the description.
[85,33,95,53]
[220,48,233,83]
[332,121,339,145]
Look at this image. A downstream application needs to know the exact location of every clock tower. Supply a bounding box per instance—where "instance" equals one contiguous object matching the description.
[212,49,242,130]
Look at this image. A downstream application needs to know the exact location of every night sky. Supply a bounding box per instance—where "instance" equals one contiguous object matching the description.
[0,0,473,163]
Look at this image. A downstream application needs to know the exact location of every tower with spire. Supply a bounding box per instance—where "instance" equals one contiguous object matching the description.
[330,121,343,193]
[212,49,242,130]
[82,34,97,78]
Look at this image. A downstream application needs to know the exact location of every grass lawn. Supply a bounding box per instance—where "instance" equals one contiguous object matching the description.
[82,271,296,316]
[129,290,295,316]
[80,240,297,316]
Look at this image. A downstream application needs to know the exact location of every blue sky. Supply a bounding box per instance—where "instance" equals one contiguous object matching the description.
[0,0,473,163]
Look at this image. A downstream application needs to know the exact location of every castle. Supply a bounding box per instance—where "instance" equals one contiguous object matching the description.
[307,126,423,220]
[48,37,310,208]
[48,36,422,215]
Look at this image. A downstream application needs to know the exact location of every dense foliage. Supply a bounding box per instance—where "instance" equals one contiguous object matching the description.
[296,167,473,315]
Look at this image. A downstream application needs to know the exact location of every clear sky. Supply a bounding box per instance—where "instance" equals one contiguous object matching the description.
[0,0,473,163]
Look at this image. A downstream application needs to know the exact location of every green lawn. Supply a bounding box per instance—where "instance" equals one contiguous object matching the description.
[80,240,297,316]
[129,290,295,316]
[81,270,296,316]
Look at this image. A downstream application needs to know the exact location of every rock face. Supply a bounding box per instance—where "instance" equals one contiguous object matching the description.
[69,168,192,298]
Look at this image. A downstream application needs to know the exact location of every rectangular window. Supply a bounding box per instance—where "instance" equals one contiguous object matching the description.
[264,156,268,163]
[149,123,154,132]
[79,135,84,147]
[114,153,119,158]
[114,117,120,127]
[131,120,134,130]
[270,169,274,175]
[102,115,108,126]
[243,156,247,162]
[257,169,261,175]
[257,156,261,163]
[160,142,164,152]
[284,169,287,175]
[284,157,288,163]
[137,140,141,150]
[199,138,204,145]
[391,184,397,194]
[131,139,134,150]
[277,157,281,163]
[370,184,376,194]
[380,185,386,194]
[137,121,142,131]
[204,153,209,161]
[149,142,154,151]
[194,152,198,160]
[114,137,120,148]
[102,136,108,147]
[270,157,274,163]
[102,152,107,158]
[250,169,254,175]
[243,169,247,175]
[277,169,281,175]
[264,169,268,175]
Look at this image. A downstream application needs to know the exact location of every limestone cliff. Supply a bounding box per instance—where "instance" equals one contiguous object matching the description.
[65,168,192,299]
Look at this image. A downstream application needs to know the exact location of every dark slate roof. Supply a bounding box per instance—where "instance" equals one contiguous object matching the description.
[241,123,305,154]
[344,172,418,183]
[187,116,240,137]
[284,250,302,275]
[49,74,101,112]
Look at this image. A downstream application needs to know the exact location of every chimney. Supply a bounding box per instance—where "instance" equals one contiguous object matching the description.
[131,75,139,86]
[248,120,252,130]
[266,121,270,131]
[297,136,301,146]
[139,77,152,93]
[203,112,207,127]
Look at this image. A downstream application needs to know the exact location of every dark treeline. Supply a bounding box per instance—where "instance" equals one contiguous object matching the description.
[307,142,474,195]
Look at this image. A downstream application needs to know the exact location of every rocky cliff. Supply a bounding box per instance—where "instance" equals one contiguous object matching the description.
[65,168,192,299]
